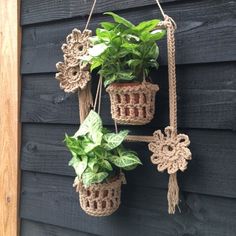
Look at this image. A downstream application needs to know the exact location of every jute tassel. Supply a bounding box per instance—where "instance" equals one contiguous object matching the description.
[78,82,93,122]
[167,173,179,214]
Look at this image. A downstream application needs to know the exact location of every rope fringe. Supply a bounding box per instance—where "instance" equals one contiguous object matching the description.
[167,173,179,214]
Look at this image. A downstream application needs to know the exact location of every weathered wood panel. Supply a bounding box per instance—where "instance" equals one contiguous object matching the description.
[21,62,236,130]
[0,0,21,235]
[21,123,236,198]
[21,220,97,236]
[21,0,180,25]
[21,171,236,236]
[20,0,236,234]
[21,0,236,74]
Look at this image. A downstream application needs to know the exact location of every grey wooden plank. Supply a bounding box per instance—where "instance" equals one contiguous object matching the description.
[20,171,236,236]
[21,0,236,74]
[20,63,236,129]
[21,220,97,236]
[21,123,236,198]
[21,0,180,25]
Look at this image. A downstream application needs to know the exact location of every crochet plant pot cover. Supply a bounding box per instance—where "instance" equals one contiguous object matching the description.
[106,82,159,125]
[76,174,125,217]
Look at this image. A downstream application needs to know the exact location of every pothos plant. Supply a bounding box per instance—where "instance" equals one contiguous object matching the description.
[83,12,166,87]
[65,110,142,187]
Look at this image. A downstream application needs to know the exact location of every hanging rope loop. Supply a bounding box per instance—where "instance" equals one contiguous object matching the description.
[164,15,177,30]
[154,0,177,30]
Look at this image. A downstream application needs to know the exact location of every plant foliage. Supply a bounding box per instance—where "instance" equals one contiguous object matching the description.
[84,12,166,87]
[65,110,142,187]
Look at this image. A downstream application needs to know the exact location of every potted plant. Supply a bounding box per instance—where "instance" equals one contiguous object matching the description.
[85,12,166,125]
[65,110,142,216]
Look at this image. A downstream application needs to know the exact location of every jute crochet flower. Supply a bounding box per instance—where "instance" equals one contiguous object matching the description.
[61,29,92,67]
[148,126,191,174]
[55,29,92,93]
[56,62,91,92]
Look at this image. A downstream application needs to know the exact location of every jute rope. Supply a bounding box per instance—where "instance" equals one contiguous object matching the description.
[77,0,97,122]
[93,76,103,115]
[164,16,179,214]
[155,0,166,19]
[84,0,97,30]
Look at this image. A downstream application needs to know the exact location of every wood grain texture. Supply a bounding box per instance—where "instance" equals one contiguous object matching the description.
[0,0,21,235]
[19,0,236,234]
[21,171,236,236]
[21,0,236,74]
[21,123,236,198]
[21,0,180,25]
[21,63,236,130]
[21,220,98,236]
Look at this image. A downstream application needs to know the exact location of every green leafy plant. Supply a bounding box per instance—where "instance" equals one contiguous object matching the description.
[65,110,142,187]
[84,12,166,87]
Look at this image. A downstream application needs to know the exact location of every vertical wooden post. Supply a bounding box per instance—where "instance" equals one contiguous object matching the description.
[0,0,21,235]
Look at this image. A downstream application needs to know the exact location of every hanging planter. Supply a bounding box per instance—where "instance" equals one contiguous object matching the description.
[106,82,159,125]
[74,173,125,216]
[56,0,192,216]
[83,12,166,125]
[64,110,142,216]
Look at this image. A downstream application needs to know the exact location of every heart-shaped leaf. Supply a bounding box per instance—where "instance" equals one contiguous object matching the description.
[103,130,129,150]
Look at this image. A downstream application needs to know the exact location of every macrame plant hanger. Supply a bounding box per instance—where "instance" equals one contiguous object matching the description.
[125,0,192,214]
[56,0,97,122]
[56,0,192,214]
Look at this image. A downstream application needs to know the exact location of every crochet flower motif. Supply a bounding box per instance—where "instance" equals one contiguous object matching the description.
[55,29,92,93]
[61,29,92,67]
[148,126,191,174]
[56,62,91,92]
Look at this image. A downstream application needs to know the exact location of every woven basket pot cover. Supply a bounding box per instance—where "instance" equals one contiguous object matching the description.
[106,82,159,125]
[77,173,125,217]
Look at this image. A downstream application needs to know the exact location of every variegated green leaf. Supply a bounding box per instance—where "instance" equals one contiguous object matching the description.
[110,151,141,168]
[100,160,113,171]
[73,156,88,178]
[82,171,109,187]
[103,130,129,150]
[74,110,102,139]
